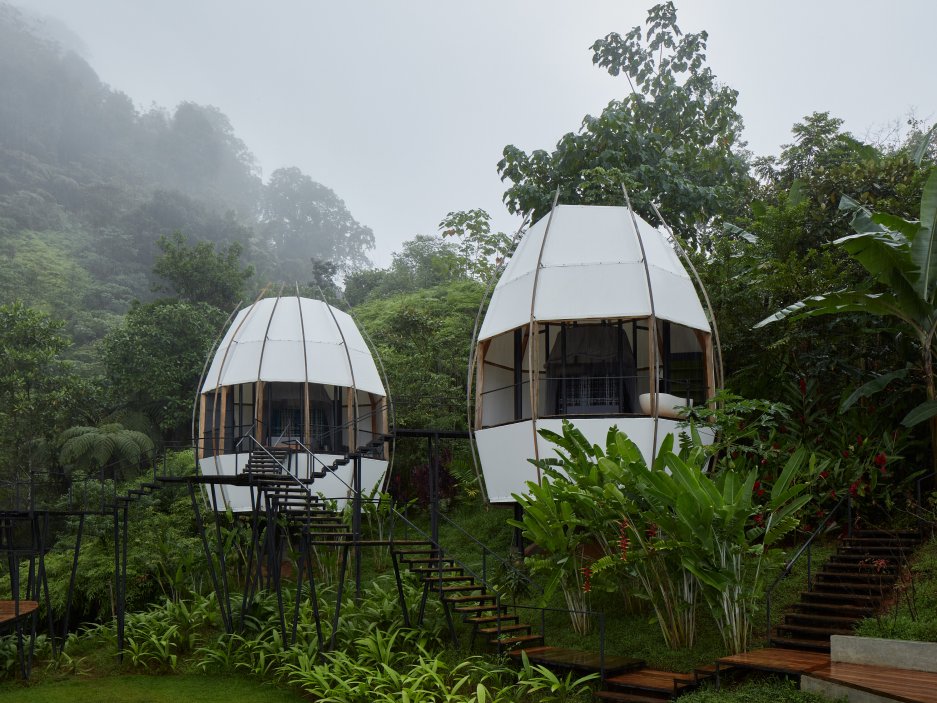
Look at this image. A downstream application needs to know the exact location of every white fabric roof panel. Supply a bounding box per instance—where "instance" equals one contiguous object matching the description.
[201,297,386,396]
[478,204,710,340]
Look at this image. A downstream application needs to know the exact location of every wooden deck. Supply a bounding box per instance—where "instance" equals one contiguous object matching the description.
[716,647,830,677]
[808,661,937,703]
[601,668,697,698]
[0,600,39,625]
[507,646,644,675]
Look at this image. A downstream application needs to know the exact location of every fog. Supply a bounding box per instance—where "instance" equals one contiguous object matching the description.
[11,0,937,266]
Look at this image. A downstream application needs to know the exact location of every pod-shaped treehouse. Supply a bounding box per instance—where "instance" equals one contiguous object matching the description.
[197,296,388,511]
[473,204,716,503]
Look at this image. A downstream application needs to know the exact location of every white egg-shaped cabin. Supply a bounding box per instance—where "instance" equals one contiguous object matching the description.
[197,295,388,511]
[473,204,716,503]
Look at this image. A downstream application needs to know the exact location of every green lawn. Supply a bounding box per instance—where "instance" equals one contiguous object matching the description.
[1,674,304,703]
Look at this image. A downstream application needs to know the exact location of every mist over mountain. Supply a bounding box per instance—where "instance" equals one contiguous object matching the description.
[0,2,373,362]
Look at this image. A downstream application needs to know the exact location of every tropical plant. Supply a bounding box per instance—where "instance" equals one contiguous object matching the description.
[509,474,594,635]
[756,168,937,468]
[58,422,154,479]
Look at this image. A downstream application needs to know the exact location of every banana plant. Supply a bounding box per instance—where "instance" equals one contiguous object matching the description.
[510,474,593,635]
[756,168,937,469]
[613,434,811,652]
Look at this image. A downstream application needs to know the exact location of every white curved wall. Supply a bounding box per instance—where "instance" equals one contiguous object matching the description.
[202,297,384,396]
[475,417,712,503]
[478,205,710,341]
[198,452,388,512]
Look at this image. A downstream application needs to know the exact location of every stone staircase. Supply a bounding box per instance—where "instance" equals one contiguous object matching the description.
[772,528,921,652]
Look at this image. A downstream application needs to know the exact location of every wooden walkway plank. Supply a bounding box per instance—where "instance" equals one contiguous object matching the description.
[809,661,937,703]
[0,600,39,625]
[507,646,645,675]
[716,647,830,676]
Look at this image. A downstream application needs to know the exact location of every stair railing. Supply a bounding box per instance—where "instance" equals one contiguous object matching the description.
[764,494,848,640]
[435,511,543,596]
[388,506,606,673]
[240,434,314,501]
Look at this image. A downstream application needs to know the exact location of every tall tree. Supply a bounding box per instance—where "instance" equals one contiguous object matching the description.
[261,167,374,279]
[0,302,87,508]
[102,300,227,438]
[757,169,937,468]
[498,2,750,242]
[152,231,254,311]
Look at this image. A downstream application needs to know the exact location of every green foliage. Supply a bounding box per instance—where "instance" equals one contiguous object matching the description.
[102,300,227,436]
[499,2,749,241]
[510,473,594,635]
[758,168,937,467]
[344,235,473,306]
[152,231,254,310]
[438,209,517,282]
[261,166,374,279]
[856,535,937,642]
[354,278,483,431]
[0,674,304,702]
[680,677,836,703]
[59,423,154,475]
[521,420,811,652]
[0,302,91,508]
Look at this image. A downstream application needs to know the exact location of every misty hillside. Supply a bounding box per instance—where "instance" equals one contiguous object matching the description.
[0,3,373,365]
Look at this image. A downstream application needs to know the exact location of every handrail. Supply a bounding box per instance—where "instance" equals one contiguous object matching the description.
[239,434,315,502]
[765,495,848,639]
[435,511,543,594]
[388,506,607,674]
[283,436,358,496]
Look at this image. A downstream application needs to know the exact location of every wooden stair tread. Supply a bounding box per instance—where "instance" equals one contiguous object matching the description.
[776,623,855,636]
[443,594,495,603]
[491,633,544,646]
[770,636,832,652]
[604,669,695,694]
[717,647,830,674]
[465,614,519,624]
[477,623,531,635]
[807,660,937,703]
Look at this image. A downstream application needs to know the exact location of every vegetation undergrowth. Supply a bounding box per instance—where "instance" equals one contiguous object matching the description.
[855,533,937,642]
[1,674,302,703]
[679,677,838,703]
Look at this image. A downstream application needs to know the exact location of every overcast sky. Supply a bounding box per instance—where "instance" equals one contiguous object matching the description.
[13,1,937,267]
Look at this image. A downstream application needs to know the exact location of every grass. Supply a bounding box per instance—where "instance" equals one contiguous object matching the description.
[0,674,303,702]
[855,532,937,642]
[680,677,839,702]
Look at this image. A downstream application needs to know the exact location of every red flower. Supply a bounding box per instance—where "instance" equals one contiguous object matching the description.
[819,471,829,479]
[873,452,887,468]
[842,450,850,458]
[646,523,658,539]
[582,565,592,593]
[753,480,761,492]
[830,489,837,499]
[754,514,764,525]
[757,488,766,497]
[856,434,864,447]
[849,481,859,497]
[618,519,630,561]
